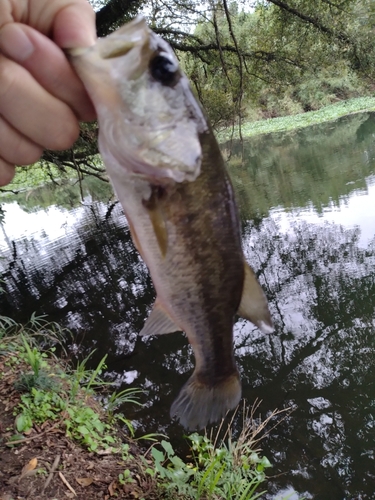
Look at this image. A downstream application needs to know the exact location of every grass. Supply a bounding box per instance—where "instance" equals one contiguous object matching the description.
[217,96,375,141]
[0,315,132,453]
[147,401,290,500]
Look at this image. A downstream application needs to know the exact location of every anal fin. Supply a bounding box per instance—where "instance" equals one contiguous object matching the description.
[139,299,181,336]
[238,262,274,334]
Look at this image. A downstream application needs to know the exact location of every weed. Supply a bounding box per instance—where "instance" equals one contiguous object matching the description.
[106,387,143,416]
[13,335,58,391]
[151,439,195,496]
[15,370,58,392]
[105,387,143,436]
[15,388,67,432]
[148,401,293,500]
[64,404,117,452]
[12,368,130,452]
[0,316,301,499]
[0,315,18,339]
[0,320,135,454]
[69,352,115,403]
[118,468,134,485]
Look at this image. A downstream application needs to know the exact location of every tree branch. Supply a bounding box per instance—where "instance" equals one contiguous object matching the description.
[266,0,351,43]
[96,0,144,36]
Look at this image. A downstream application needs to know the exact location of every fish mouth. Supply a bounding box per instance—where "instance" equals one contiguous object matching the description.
[68,16,152,81]
[68,16,148,56]
[68,41,135,59]
[97,16,149,59]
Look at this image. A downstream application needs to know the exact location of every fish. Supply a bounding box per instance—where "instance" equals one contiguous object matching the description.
[69,16,274,430]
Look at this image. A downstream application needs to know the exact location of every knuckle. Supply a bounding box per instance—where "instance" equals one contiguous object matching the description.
[0,116,42,166]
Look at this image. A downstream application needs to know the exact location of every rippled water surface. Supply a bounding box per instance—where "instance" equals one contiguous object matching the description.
[2,112,375,499]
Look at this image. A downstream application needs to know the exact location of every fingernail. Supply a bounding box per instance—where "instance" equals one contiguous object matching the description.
[0,24,34,62]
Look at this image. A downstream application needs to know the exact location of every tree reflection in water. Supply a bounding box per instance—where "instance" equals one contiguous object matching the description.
[238,218,375,498]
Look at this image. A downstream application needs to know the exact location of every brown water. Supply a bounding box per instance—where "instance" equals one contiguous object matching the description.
[1,112,375,499]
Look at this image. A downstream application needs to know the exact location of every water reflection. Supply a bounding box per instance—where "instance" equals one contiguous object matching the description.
[239,219,375,498]
[1,112,375,498]
[226,112,375,219]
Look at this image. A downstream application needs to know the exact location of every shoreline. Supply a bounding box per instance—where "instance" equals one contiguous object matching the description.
[216,96,375,142]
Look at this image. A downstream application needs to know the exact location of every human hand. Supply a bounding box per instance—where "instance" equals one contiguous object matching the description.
[0,0,97,186]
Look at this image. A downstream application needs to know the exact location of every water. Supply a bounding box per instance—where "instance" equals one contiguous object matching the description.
[1,112,375,499]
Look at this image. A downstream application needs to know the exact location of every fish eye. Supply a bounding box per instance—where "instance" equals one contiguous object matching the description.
[149,53,179,86]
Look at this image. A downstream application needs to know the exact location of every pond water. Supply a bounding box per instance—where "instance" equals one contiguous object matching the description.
[1,112,375,499]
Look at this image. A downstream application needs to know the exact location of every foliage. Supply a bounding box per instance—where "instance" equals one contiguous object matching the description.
[64,404,118,451]
[3,162,70,191]
[105,387,143,436]
[1,319,164,456]
[146,402,288,500]
[16,388,67,432]
[187,432,270,499]
[150,440,194,496]
[150,436,270,499]
[2,311,67,339]
[0,319,133,454]
[13,334,58,392]
[0,204,5,223]
[180,1,375,129]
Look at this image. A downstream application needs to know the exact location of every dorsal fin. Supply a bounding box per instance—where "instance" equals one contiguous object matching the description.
[238,262,274,334]
[139,299,180,336]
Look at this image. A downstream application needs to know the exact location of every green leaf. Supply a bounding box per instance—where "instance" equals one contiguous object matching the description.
[77,425,89,435]
[152,447,165,463]
[161,440,175,456]
[16,413,32,432]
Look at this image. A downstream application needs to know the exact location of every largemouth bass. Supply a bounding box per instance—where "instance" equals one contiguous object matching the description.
[70,17,273,430]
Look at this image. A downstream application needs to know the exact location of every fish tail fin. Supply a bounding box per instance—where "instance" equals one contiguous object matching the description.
[170,371,241,430]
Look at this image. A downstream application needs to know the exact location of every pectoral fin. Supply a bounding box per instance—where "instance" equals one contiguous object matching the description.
[148,206,168,257]
[139,299,180,336]
[143,185,168,257]
[238,262,274,334]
